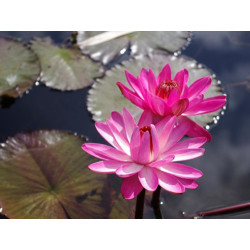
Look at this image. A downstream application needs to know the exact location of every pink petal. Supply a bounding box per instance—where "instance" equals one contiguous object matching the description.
[155,170,185,194]
[163,118,190,152]
[130,127,141,162]
[82,143,131,161]
[171,98,189,116]
[155,162,203,179]
[177,116,212,142]
[110,111,126,138]
[208,95,227,100]
[117,82,147,110]
[155,115,174,135]
[147,155,175,167]
[183,95,226,116]
[88,160,125,174]
[167,88,180,106]
[187,76,211,100]
[177,178,199,189]
[181,84,188,98]
[150,124,160,161]
[122,108,136,141]
[167,137,207,152]
[151,113,163,124]
[173,69,189,95]
[144,90,169,116]
[116,162,144,177]
[138,167,158,191]
[137,131,151,164]
[157,116,176,152]
[170,148,205,162]
[106,119,130,155]
[147,69,158,93]
[121,174,143,200]
[139,68,158,94]
[139,68,150,91]
[95,121,121,149]
[188,94,203,109]
[157,64,171,85]
[138,110,154,127]
[125,70,144,99]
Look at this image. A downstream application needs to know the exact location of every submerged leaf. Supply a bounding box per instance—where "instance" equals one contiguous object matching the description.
[31,37,103,91]
[77,31,191,64]
[87,51,225,127]
[0,38,40,98]
[0,130,112,219]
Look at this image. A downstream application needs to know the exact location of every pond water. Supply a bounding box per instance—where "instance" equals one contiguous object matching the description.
[0,31,250,219]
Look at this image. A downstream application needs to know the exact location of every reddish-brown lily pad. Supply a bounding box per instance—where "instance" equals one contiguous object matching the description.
[107,175,135,219]
[0,130,112,219]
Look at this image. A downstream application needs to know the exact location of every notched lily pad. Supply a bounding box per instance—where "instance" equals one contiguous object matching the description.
[0,37,40,98]
[77,31,191,64]
[0,130,112,219]
[87,51,226,127]
[31,37,103,91]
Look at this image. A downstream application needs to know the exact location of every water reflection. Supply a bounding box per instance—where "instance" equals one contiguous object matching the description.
[159,31,250,218]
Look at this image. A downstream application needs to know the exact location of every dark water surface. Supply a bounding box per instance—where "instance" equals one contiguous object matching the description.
[1,31,250,218]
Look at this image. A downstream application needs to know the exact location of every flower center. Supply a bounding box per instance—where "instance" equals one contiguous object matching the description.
[139,126,151,137]
[155,80,179,100]
[139,126,153,153]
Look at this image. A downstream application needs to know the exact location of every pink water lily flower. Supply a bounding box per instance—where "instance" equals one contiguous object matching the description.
[82,108,206,200]
[117,64,227,141]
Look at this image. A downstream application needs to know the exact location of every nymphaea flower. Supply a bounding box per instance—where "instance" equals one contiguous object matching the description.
[117,64,227,141]
[82,108,206,200]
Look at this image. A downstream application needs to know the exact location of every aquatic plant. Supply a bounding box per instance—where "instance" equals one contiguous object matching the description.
[117,63,227,141]
[82,108,205,200]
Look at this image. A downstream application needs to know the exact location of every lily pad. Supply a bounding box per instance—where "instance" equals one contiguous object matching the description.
[109,194,135,219]
[107,175,135,219]
[0,130,112,219]
[0,38,40,98]
[31,37,103,91]
[77,31,191,64]
[87,51,226,127]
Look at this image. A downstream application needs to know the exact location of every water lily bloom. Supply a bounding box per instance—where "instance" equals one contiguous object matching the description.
[117,64,227,141]
[82,108,206,200]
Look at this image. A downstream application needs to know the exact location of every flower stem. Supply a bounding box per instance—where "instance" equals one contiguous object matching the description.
[135,189,145,219]
[151,186,162,219]
[196,202,250,217]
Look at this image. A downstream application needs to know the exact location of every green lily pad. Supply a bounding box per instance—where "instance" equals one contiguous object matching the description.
[0,130,112,219]
[87,51,226,127]
[0,38,40,98]
[77,31,191,64]
[31,37,103,91]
